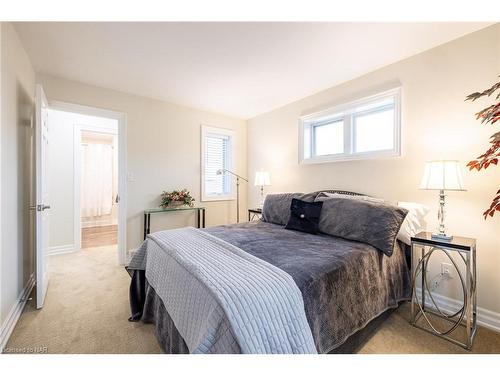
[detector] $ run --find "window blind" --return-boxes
[204,134,230,196]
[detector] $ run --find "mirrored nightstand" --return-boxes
[409,231,477,350]
[248,208,262,221]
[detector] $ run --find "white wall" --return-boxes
[37,75,248,255]
[247,25,500,317]
[47,109,118,251]
[0,22,35,336]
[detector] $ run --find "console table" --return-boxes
[143,206,206,240]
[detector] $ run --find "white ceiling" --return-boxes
[14,22,492,119]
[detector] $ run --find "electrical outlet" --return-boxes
[441,263,453,278]
[432,279,440,291]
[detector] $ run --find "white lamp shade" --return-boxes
[254,171,271,186]
[419,160,466,191]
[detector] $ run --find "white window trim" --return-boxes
[201,125,236,202]
[299,87,401,164]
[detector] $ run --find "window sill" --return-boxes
[300,149,401,164]
[201,196,237,202]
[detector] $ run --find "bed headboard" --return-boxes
[311,189,367,197]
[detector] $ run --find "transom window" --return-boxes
[201,125,235,201]
[300,88,401,163]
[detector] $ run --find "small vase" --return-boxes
[168,201,185,208]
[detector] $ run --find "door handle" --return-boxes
[115,195,120,203]
[37,204,51,211]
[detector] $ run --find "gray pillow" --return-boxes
[315,191,384,203]
[318,197,408,256]
[262,193,304,225]
[298,191,320,202]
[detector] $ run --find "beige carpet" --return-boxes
[6,245,500,354]
[6,245,161,354]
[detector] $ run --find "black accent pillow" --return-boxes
[285,198,324,234]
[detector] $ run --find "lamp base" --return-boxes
[431,233,453,241]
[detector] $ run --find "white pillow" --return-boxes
[397,201,430,245]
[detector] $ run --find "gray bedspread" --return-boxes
[204,221,411,353]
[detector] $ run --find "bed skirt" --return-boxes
[132,272,399,354]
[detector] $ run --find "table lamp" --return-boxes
[419,160,466,240]
[254,171,271,208]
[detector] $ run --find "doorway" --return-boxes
[46,101,127,265]
[33,86,128,310]
[80,129,118,248]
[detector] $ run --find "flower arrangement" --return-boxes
[160,189,195,208]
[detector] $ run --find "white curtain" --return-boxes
[81,143,113,217]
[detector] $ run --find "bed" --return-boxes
[127,190,411,354]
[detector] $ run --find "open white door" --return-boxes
[35,84,50,309]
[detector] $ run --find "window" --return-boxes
[314,120,344,156]
[201,125,235,201]
[300,88,401,163]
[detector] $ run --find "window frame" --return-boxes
[299,87,401,164]
[201,125,236,202]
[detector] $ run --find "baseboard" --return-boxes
[415,288,500,333]
[0,273,35,352]
[48,244,77,256]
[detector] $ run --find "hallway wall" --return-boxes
[47,109,118,254]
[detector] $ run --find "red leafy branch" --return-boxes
[466,134,500,171]
[483,189,500,219]
[466,81,500,101]
[473,103,500,125]
[466,77,500,219]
